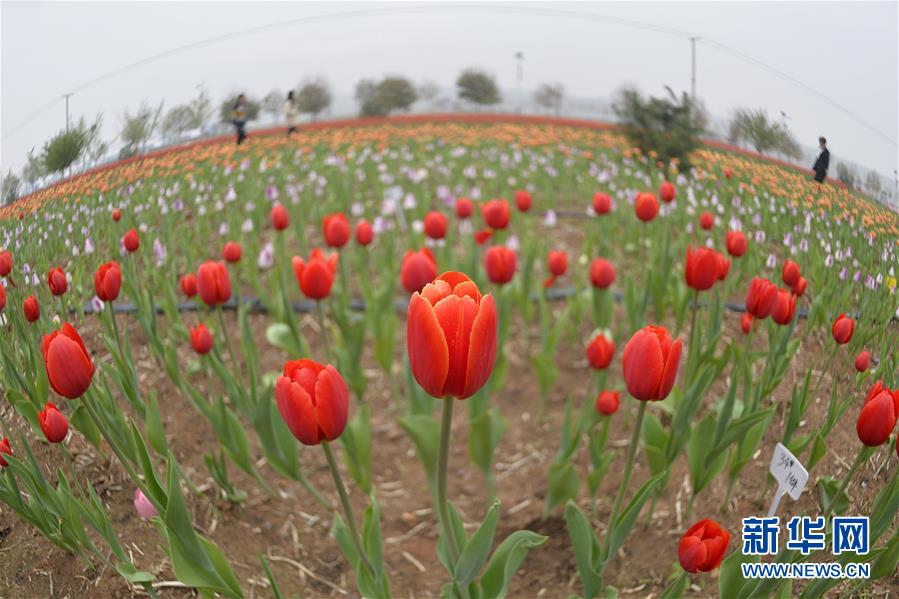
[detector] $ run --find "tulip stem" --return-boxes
[322,441,377,579]
[437,397,461,566]
[216,307,240,376]
[606,400,646,557]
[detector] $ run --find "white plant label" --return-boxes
[767,442,809,517]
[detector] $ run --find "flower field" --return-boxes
[0,115,896,598]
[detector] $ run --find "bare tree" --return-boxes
[121,101,163,156]
[534,82,564,115]
[729,108,801,159]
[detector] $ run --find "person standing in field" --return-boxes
[232,94,248,145]
[284,90,300,136]
[813,136,830,183]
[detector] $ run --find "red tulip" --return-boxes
[771,289,797,325]
[196,261,232,306]
[42,323,94,399]
[48,267,67,296]
[659,181,676,203]
[865,380,889,405]
[685,246,719,291]
[112,208,122,222]
[855,351,870,372]
[595,390,620,416]
[699,212,714,230]
[792,276,807,297]
[23,294,40,322]
[189,323,213,355]
[678,519,731,573]
[292,249,338,300]
[592,192,611,215]
[483,246,517,285]
[622,325,682,401]
[589,258,616,289]
[0,250,11,277]
[424,211,448,240]
[724,167,733,179]
[514,189,532,212]
[740,312,755,335]
[745,277,777,319]
[481,199,510,230]
[586,333,615,370]
[782,260,801,287]
[276,359,349,445]
[455,197,473,219]
[270,203,289,231]
[0,438,11,467]
[634,192,658,222]
[179,273,198,297]
[725,231,747,257]
[547,251,568,277]
[857,390,897,446]
[322,213,350,248]
[94,261,122,302]
[222,241,242,264]
[831,313,855,344]
[716,252,730,281]
[0,284,4,311]
[400,248,438,294]
[123,228,140,252]
[38,402,68,443]
[355,219,373,246]
[407,272,498,399]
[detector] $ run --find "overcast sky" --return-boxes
[2,1,897,179]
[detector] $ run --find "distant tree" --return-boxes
[612,86,704,170]
[21,149,45,185]
[456,69,501,106]
[42,115,103,174]
[262,90,283,122]
[219,95,260,123]
[120,101,163,156]
[534,82,564,115]
[864,171,882,197]
[2,171,21,205]
[162,88,212,137]
[417,80,442,108]
[728,108,801,159]
[836,163,858,190]
[296,78,332,119]
[354,76,418,116]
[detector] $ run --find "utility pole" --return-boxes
[62,93,74,131]
[689,37,699,100]
[515,51,524,113]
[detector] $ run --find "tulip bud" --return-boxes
[94,261,122,302]
[455,197,473,219]
[0,438,12,467]
[484,246,517,285]
[771,289,797,325]
[400,249,437,294]
[424,211,448,240]
[112,208,122,222]
[678,519,731,573]
[514,189,532,212]
[179,273,198,297]
[746,277,777,319]
[42,323,94,399]
[854,350,870,372]
[699,212,714,230]
[831,313,855,344]
[622,325,682,401]
[857,391,897,446]
[322,213,350,248]
[38,402,68,443]
[592,192,611,215]
[407,272,497,399]
[355,219,373,246]
[196,261,232,306]
[589,258,616,289]
[134,489,158,520]
[659,181,676,203]
[292,249,338,300]
[586,333,615,370]
[276,359,349,445]
[634,192,659,222]
[792,276,808,297]
[481,199,510,230]
[0,284,5,312]
[222,241,242,264]
[595,390,620,416]
[48,267,67,296]
[782,260,801,287]
[270,203,289,231]
[0,250,12,277]
[741,312,755,335]
[123,228,140,253]
[685,246,719,291]
[189,323,213,355]
[726,231,747,257]
[547,251,568,277]
[23,294,40,322]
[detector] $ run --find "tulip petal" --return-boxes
[622,330,663,401]
[657,338,683,400]
[407,293,449,397]
[678,535,706,573]
[313,366,349,441]
[462,294,498,399]
[433,294,478,398]
[276,377,319,445]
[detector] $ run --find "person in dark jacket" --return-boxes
[813,136,830,183]
[231,94,248,145]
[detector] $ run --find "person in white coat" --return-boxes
[283,91,300,135]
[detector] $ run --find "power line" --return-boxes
[2,3,895,150]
